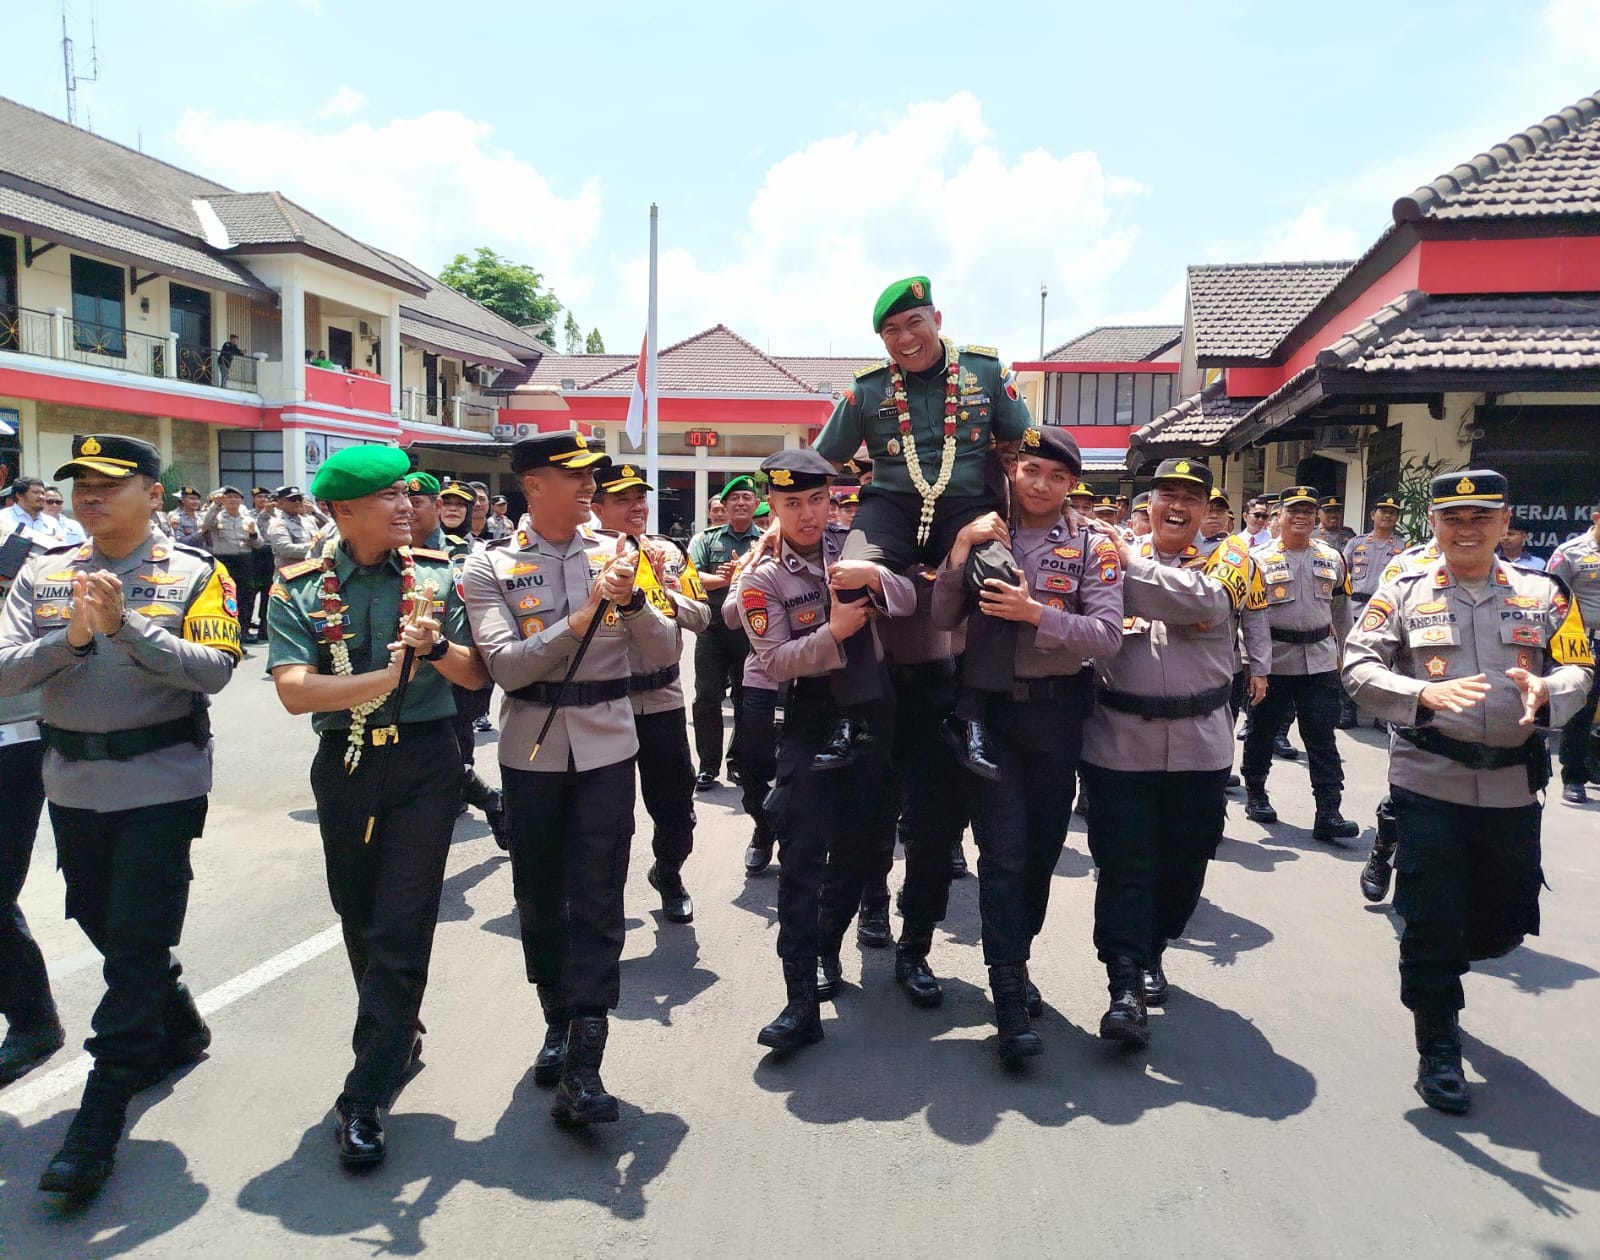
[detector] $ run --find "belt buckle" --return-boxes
[371,725,399,747]
[82,732,111,759]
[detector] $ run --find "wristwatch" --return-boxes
[422,636,450,662]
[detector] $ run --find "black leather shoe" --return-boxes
[949,844,968,878]
[1313,810,1361,843]
[943,717,1001,781]
[1562,783,1588,804]
[744,834,774,876]
[647,862,695,924]
[856,899,892,948]
[1099,991,1151,1047]
[533,1016,569,1086]
[38,1149,115,1198]
[0,1017,66,1088]
[816,953,843,1002]
[694,771,717,792]
[1142,960,1169,1007]
[1272,736,1300,760]
[758,959,824,1052]
[812,716,869,771]
[728,764,744,786]
[1413,1011,1470,1115]
[334,1095,386,1166]
[1225,774,1241,789]
[1243,783,1278,824]
[1360,841,1396,903]
[551,1017,620,1126]
[473,715,494,733]
[895,939,944,1008]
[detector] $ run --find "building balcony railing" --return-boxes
[400,386,497,433]
[306,363,392,414]
[0,303,262,393]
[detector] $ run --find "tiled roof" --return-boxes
[0,183,263,294]
[202,193,421,291]
[774,355,883,389]
[581,325,821,394]
[1315,291,1600,374]
[1187,261,1353,361]
[1043,325,1182,362]
[1394,92,1600,223]
[523,353,636,389]
[398,316,523,369]
[375,249,549,356]
[1128,379,1259,458]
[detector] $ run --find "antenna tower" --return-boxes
[61,1,100,128]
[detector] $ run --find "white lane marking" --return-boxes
[0,924,345,1119]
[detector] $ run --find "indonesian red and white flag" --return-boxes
[624,333,647,447]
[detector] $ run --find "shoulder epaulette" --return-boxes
[960,344,999,358]
[410,546,450,562]
[279,558,321,581]
[39,540,81,556]
[854,360,890,379]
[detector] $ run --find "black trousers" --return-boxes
[839,488,1017,699]
[969,689,1088,965]
[311,721,458,1104]
[862,659,964,928]
[1558,654,1600,786]
[1240,670,1343,793]
[451,682,493,769]
[636,707,695,864]
[738,685,782,842]
[503,756,635,1012]
[1390,785,1543,1014]
[1082,763,1228,970]
[0,741,53,1029]
[49,796,206,1073]
[769,682,893,961]
[692,611,747,777]
[243,546,276,636]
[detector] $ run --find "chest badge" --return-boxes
[887,438,900,456]
[1424,655,1448,678]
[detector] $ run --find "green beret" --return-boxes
[754,501,770,519]
[405,471,441,496]
[720,475,760,499]
[309,445,412,502]
[873,276,933,332]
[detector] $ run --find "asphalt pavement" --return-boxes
[1,643,1597,1258]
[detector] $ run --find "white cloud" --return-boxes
[166,107,601,308]
[314,87,366,120]
[1255,205,1365,264]
[608,93,1145,358]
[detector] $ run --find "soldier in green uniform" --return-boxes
[269,445,489,1169]
[814,277,1033,773]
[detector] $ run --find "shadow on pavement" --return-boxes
[1171,896,1273,967]
[615,922,719,1026]
[435,853,507,925]
[236,1072,687,1251]
[0,1109,208,1256]
[1404,1032,1600,1218]
[1476,945,1600,996]
[753,982,1315,1146]
[1212,834,1300,872]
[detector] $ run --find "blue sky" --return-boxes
[9,0,1600,359]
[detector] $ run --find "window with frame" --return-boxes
[71,256,125,356]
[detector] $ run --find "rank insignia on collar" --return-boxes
[150,545,169,561]
[1424,655,1448,678]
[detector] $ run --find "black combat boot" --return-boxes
[0,1011,66,1088]
[136,981,212,1091]
[39,1065,138,1197]
[647,860,694,924]
[1413,1010,1470,1115]
[988,963,1042,1064]
[744,827,775,876]
[894,928,944,1008]
[856,897,892,948]
[1360,801,1399,902]
[463,768,509,850]
[1142,949,1170,1006]
[1272,735,1300,760]
[943,717,1001,781]
[551,1015,620,1126]
[1243,779,1278,824]
[949,842,968,879]
[757,958,825,1052]
[1336,694,1360,729]
[816,916,849,1001]
[1098,957,1151,1048]
[533,1004,573,1087]
[1312,792,1361,843]
[812,714,872,771]
[1021,963,1043,1017]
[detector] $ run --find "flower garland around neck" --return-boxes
[889,337,961,546]
[318,536,418,773]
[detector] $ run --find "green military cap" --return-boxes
[439,479,476,504]
[1372,494,1402,511]
[1151,456,1214,492]
[761,448,835,493]
[872,276,933,332]
[309,445,411,502]
[1279,485,1320,508]
[721,474,761,498]
[754,501,771,519]
[405,471,441,496]
[1430,469,1508,510]
[54,433,162,481]
[596,462,653,494]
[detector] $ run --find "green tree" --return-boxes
[438,247,561,342]
[563,312,582,354]
[585,327,606,354]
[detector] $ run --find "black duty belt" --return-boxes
[1097,679,1234,721]
[508,676,632,707]
[1005,673,1090,704]
[1270,625,1333,645]
[889,658,957,688]
[629,663,680,693]
[42,714,205,761]
[1397,727,1542,772]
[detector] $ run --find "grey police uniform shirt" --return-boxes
[0,534,241,809]
[169,510,206,548]
[267,511,318,565]
[1344,531,1406,600]
[461,523,679,773]
[725,558,781,692]
[591,528,710,715]
[1343,555,1594,808]
[1250,537,1352,675]
[201,501,260,558]
[735,529,916,684]
[1197,531,1272,677]
[1084,542,1249,773]
[930,513,1124,678]
[1547,531,1600,632]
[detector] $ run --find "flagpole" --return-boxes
[645,203,660,532]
